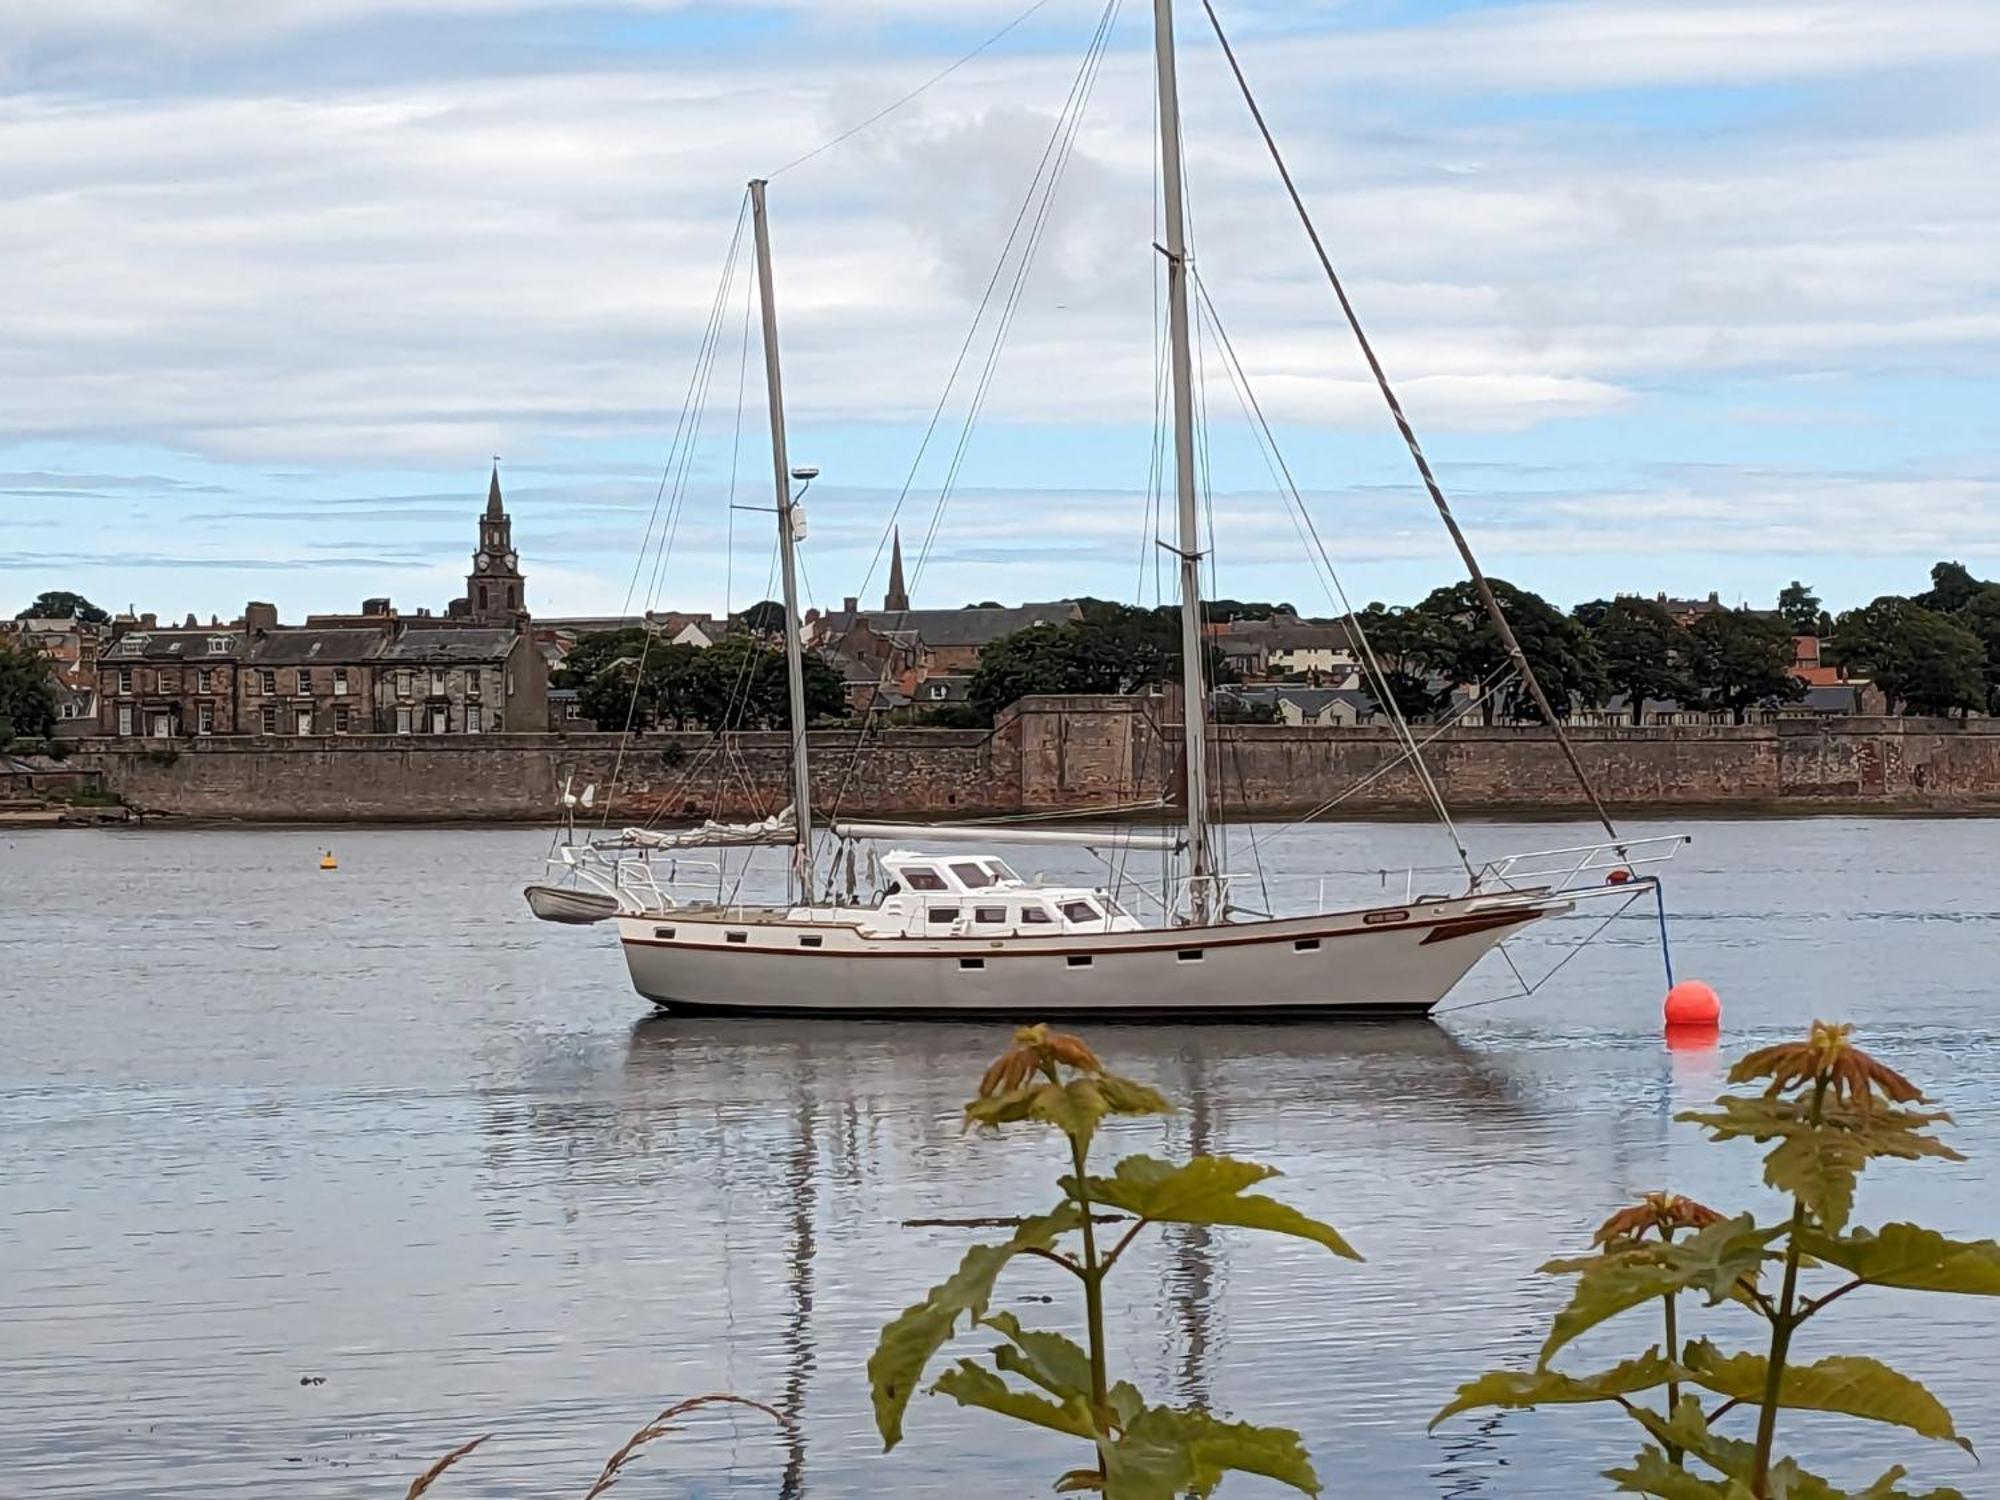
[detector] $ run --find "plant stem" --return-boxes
[1662,1286,1683,1468]
[1749,1078,1827,1496]
[1069,1128,1111,1420]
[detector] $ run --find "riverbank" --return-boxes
[57,696,2000,823]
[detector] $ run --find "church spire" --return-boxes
[884,526,910,612]
[486,459,504,520]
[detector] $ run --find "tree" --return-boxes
[969,625,1085,721]
[1406,579,1607,724]
[1915,560,1984,615]
[1686,609,1800,723]
[1775,581,1823,636]
[0,638,58,744]
[1957,585,2000,713]
[1576,597,1693,724]
[692,634,845,730]
[1349,603,1444,721]
[1831,597,1985,717]
[15,590,108,624]
[966,602,1216,722]
[553,627,649,691]
[737,599,789,639]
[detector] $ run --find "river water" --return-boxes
[4,818,1997,1498]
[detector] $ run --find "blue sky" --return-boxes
[2,0,1997,625]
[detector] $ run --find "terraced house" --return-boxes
[97,618,246,738]
[99,466,547,737]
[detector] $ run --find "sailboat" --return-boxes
[530,0,1682,1018]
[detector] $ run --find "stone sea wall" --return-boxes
[63,697,2000,823]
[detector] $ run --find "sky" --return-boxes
[2,0,1997,626]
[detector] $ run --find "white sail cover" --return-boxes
[831,820,1183,852]
[609,806,797,851]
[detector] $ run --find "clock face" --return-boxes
[504,552,518,570]
[475,551,490,569]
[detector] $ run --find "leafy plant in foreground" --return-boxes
[1434,1021,2000,1498]
[868,1025,1358,1497]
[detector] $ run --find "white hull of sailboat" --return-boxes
[614,890,1567,1019]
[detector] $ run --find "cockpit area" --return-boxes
[856,850,1142,938]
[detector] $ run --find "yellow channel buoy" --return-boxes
[319,850,339,871]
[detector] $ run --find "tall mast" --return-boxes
[1153,0,1217,925]
[750,178,814,896]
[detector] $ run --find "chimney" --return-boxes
[843,596,858,614]
[183,613,198,628]
[363,597,391,618]
[243,601,278,634]
[140,612,157,629]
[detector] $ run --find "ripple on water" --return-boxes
[2,818,1997,1497]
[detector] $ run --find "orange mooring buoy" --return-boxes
[1663,978,1721,1029]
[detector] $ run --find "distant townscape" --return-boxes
[3,469,1998,755]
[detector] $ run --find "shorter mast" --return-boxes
[1153,0,1217,925]
[750,178,815,897]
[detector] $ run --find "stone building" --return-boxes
[2,614,105,735]
[97,619,246,737]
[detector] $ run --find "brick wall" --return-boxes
[64,702,2000,822]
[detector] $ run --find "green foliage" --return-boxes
[0,639,59,745]
[1831,598,1986,717]
[1777,582,1825,637]
[870,1025,1349,1496]
[1405,578,1606,723]
[967,600,1241,721]
[1913,561,1983,616]
[1686,609,1802,723]
[1577,597,1696,723]
[14,590,109,624]
[736,599,789,638]
[561,629,845,731]
[1435,1023,1988,1499]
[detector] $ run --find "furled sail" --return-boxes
[609,806,798,851]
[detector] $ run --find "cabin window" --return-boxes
[725,930,748,944]
[1295,937,1321,952]
[926,907,959,926]
[959,957,985,971]
[1066,955,1093,968]
[799,934,823,948]
[902,866,947,892]
[950,861,997,889]
[654,926,676,940]
[1061,900,1103,924]
[1178,949,1204,963]
[974,906,1007,925]
[1020,906,1054,926]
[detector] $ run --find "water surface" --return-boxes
[4,818,1996,1497]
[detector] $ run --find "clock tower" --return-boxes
[466,462,527,625]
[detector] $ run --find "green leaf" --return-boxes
[868,1205,1082,1450]
[1103,1406,1320,1500]
[1798,1223,2000,1296]
[1850,1467,1968,1500]
[1431,1349,1678,1430]
[965,1075,1172,1148]
[1606,1444,1747,1499]
[930,1359,1096,1440]
[1538,1217,1776,1368]
[1069,1155,1360,1260]
[1680,1340,1974,1455]
[1678,1097,1960,1235]
[978,1311,1093,1400]
[1626,1396,1759,1484]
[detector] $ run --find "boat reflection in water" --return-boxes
[601,1015,1547,1496]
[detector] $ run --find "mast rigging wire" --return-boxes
[767,0,1058,180]
[1197,0,1625,852]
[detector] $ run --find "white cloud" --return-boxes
[2,0,1998,616]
